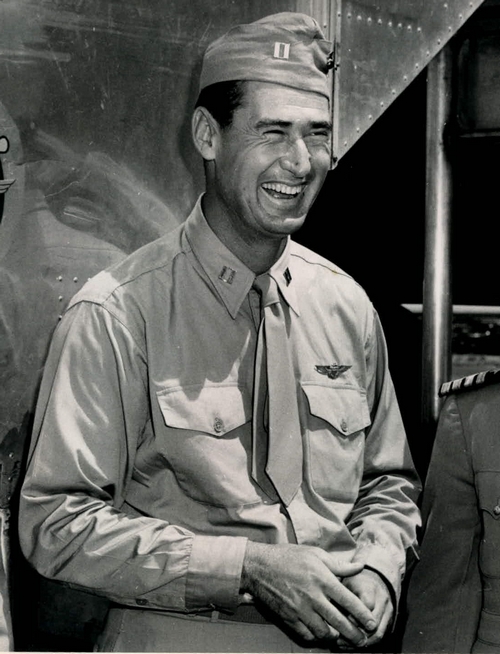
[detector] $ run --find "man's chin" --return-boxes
[277,213,308,235]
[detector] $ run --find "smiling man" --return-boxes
[196,81,331,271]
[19,13,420,653]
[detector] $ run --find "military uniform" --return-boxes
[403,369,500,653]
[19,12,420,652]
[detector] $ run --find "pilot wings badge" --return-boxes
[315,364,352,380]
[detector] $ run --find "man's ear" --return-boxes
[192,106,220,161]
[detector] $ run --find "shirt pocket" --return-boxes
[155,383,261,508]
[301,382,371,502]
[476,471,500,577]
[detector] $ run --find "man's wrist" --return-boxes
[363,566,394,603]
[241,540,266,594]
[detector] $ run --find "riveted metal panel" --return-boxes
[0,0,329,446]
[333,0,486,163]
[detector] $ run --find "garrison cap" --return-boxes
[199,12,333,100]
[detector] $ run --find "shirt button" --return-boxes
[214,417,224,434]
[340,419,348,433]
[494,505,500,516]
[136,598,148,606]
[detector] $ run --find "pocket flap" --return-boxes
[301,382,371,436]
[156,384,250,436]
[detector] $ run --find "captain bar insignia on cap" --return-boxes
[274,42,291,60]
[439,368,500,397]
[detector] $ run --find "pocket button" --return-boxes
[214,417,225,434]
[340,419,348,433]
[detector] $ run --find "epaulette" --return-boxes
[439,369,500,397]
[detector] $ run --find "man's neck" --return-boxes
[201,194,287,275]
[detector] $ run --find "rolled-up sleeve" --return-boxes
[347,310,421,603]
[19,301,247,612]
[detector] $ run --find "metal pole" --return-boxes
[421,46,453,439]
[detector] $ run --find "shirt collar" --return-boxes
[185,196,299,318]
[185,197,254,319]
[268,240,300,316]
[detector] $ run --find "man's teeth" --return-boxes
[262,182,303,197]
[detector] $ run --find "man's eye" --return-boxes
[308,131,330,140]
[263,130,286,137]
[305,133,331,148]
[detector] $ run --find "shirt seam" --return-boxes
[68,234,190,314]
[66,301,148,385]
[156,380,247,396]
[289,250,355,280]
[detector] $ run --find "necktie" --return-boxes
[251,273,303,506]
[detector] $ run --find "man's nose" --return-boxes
[280,139,311,177]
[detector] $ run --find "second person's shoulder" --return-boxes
[439,368,500,399]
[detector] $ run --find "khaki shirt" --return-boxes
[20,196,420,614]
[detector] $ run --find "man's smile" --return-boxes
[261,181,306,199]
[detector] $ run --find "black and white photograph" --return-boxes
[0,1,497,652]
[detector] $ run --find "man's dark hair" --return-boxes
[195,80,246,129]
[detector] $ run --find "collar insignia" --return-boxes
[218,266,236,284]
[315,364,352,380]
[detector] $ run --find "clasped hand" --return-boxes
[241,542,389,648]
